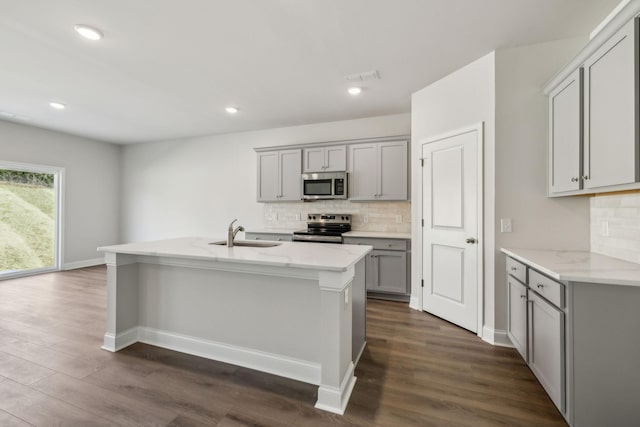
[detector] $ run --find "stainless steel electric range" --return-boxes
[292,213,351,244]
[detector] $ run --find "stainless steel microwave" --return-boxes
[301,172,348,200]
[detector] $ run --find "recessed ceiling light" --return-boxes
[49,102,66,110]
[74,24,103,41]
[348,87,362,95]
[225,107,238,114]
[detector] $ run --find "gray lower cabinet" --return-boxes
[506,276,528,361]
[506,255,640,426]
[506,258,565,415]
[245,232,293,242]
[343,236,410,300]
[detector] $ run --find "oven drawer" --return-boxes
[343,237,407,251]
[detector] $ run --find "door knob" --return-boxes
[466,238,477,244]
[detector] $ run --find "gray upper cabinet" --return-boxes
[349,140,408,201]
[583,18,638,190]
[257,149,301,201]
[546,16,639,197]
[548,68,582,194]
[303,145,346,172]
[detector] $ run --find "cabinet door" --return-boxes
[371,250,407,294]
[528,291,565,413]
[257,152,279,201]
[378,141,408,200]
[302,147,325,172]
[349,143,378,200]
[279,149,302,201]
[549,68,583,194]
[507,277,528,361]
[583,18,638,189]
[324,145,347,171]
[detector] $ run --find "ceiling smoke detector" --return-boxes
[345,70,380,82]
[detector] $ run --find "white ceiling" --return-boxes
[0,0,619,144]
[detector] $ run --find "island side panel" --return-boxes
[102,253,139,351]
[135,262,322,383]
[571,281,640,427]
[352,258,366,364]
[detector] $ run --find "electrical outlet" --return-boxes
[363,215,369,224]
[602,220,609,236]
[395,215,402,224]
[500,218,512,233]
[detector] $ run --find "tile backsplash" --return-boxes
[591,193,640,263]
[262,201,411,233]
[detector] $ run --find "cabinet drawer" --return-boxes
[506,257,526,283]
[343,237,407,251]
[529,269,565,308]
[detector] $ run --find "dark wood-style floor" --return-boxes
[0,266,566,426]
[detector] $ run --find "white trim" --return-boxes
[481,326,513,348]
[544,0,640,93]
[409,295,420,310]
[0,266,57,281]
[591,0,632,40]
[315,362,356,415]
[137,326,321,386]
[63,257,104,270]
[353,341,366,366]
[102,327,139,352]
[417,123,485,338]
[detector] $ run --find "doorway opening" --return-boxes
[0,161,64,279]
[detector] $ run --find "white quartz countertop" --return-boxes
[99,237,371,272]
[343,231,411,240]
[501,248,640,287]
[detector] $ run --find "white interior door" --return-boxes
[421,125,482,333]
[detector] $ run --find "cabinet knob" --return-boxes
[581,175,590,181]
[520,294,526,299]
[536,283,544,289]
[571,177,579,182]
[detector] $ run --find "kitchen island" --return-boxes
[98,237,371,415]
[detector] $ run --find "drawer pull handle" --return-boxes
[520,294,526,299]
[510,267,517,271]
[537,283,544,289]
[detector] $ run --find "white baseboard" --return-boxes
[137,326,321,386]
[63,257,104,270]
[481,325,513,347]
[315,361,356,415]
[409,295,420,310]
[102,327,139,352]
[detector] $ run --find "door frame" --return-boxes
[418,122,484,338]
[0,160,65,279]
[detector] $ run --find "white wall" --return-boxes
[121,114,410,242]
[411,39,593,340]
[494,39,591,331]
[0,120,121,267]
[411,52,496,329]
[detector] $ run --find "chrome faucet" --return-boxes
[227,219,245,247]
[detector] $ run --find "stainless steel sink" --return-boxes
[209,240,282,248]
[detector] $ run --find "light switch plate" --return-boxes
[501,218,512,233]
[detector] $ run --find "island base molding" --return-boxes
[103,326,323,385]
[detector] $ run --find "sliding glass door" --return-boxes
[0,161,63,278]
